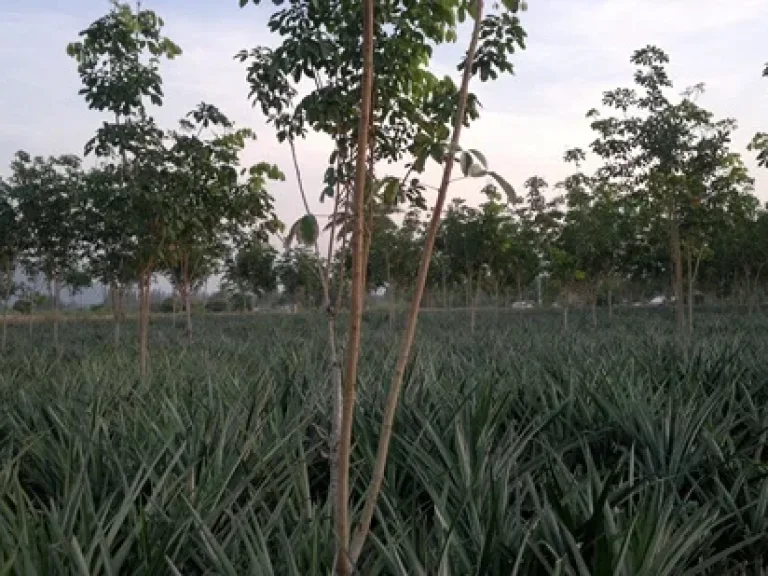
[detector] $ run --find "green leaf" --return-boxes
[488,171,518,204]
[501,0,521,11]
[459,152,473,177]
[380,177,401,205]
[285,214,319,248]
[467,0,480,20]
[468,164,486,177]
[468,149,488,168]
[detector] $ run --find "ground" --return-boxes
[1,308,766,574]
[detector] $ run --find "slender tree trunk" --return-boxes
[687,244,694,335]
[2,258,10,351]
[113,285,122,346]
[334,187,353,313]
[138,270,151,377]
[591,288,598,328]
[670,219,685,331]
[53,274,61,348]
[183,253,192,340]
[348,3,484,564]
[172,289,178,326]
[608,288,613,319]
[325,171,344,553]
[517,272,523,302]
[335,0,375,571]
[563,304,569,331]
[442,266,448,309]
[471,269,482,333]
[387,253,395,329]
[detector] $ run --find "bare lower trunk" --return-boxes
[471,270,481,333]
[172,291,178,326]
[387,255,395,329]
[608,288,613,319]
[2,307,6,351]
[591,288,598,328]
[687,244,694,334]
[670,220,685,331]
[335,0,375,571]
[183,253,192,340]
[348,2,484,565]
[442,267,448,309]
[185,287,192,339]
[138,270,151,377]
[53,274,61,348]
[2,259,10,351]
[563,305,569,331]
[112,285,122,346]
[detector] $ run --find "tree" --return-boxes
[64,268,93,308]
[238,1,525,571]
[82,164,137,343]
[349,1,526,568]
[275,248,325,309]
[7,152,86,345]
[587,46,740,332]
[224,239,279,309]
[68,0,181,375]
[0,178,22,350]
[163,103,283,337]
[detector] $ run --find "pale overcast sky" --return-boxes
[1,0,767,232]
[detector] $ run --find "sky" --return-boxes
[1,0,767,299]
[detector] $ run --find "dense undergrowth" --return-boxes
[1,309,767,574]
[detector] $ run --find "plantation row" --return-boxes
[0,311,766,574]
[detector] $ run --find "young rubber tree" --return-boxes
[7,152,86,346]
[68,0,181,374]
[0,178,22,349]
[82,164,137,344]
[224,238,279,310]
[164,102,283,338]
[348,1,528,568]
[587,46,739,332]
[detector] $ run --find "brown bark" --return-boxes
[326,176,344,556]
[2,258,10,351]
[53,274,61,348]
[471,269,482,333]
[591,288,598,328]
[670,219,685,332]
[687,244,694,334]
[138,270,151,377]
[335,0,375,571]
[183,252,192,340]
[348,2,485,564]
[608,288,613,319]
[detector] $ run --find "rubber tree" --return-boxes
[164,102,283,338]
[236,2,496,569]
[6,152,86,346]
[223,238,279,309]
[0,179,22,350]
[348,1,528,568]
[587,46,739,333]
[68,0,181,375]
[82,164,138,345]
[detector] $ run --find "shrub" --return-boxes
[205,298,228,313]
[12,299,31,314]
